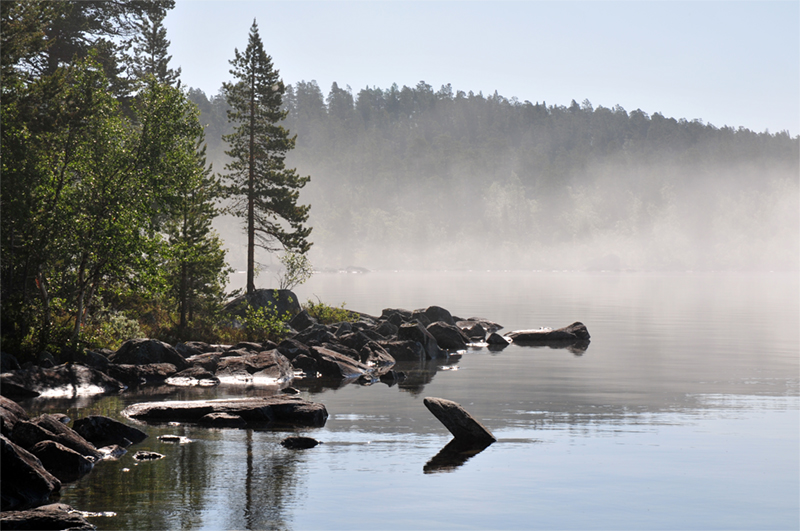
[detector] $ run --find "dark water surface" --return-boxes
[25,272,799,530]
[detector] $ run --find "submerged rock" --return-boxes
[199,412,247,428]
[280,436,320,449]
[133,450,164,461]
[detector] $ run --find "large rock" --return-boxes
[224,289,301,319]
[378,340,425,361]
[215,349,294,384]
[122,396,328,428]
[28,440,94,483]
[309,346,370,379]
[105,363,178,386]
[276,339,311,361]
[505,322,591,344]
[1,351,21,372]
[11,415,101,461]
[426,321,468,351]
[1,365,124,399]
[109,339,189,370]
[0,435,61,511]
[0,396,29,438]
[397,322,444,359]
[71,416,147,448]
[422,305,456,326]
[423,397,496,446]
[0,503,95,530]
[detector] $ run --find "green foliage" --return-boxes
[303,299,359,325]
[241,303,293,343]
[278,252,313,290]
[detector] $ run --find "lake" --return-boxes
[24,271,799,530]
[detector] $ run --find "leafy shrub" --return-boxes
[241,302,293,342]
[303,299,359,325]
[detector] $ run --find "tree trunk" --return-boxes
[246,61,256,294]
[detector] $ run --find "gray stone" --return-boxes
[422,305,456,326]
[0,395,29,438]
[423,397,496,445]
[71,415,147,448]
[105,363,178,386]
[0,435,61,511]
[29,440,94,483]
[1,365,124,398]
[309,346,370,379]
[397,322,443,359]
[505,322,591,343]
[109,338,189,370]
[426,321,469,351]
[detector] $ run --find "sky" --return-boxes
[164,1,800,136]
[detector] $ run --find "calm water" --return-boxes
[24,272,799,530]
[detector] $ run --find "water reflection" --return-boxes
[423,439,493,474]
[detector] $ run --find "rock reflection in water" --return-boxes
[423,439,493,474]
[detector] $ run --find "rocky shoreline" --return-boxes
[1,298,589,529]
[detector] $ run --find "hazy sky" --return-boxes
[164,1,799,135]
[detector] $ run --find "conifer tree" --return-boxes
[129,7,181,86]
[222,20,311,294]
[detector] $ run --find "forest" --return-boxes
[192,81,799,273]
[2,0,798,360]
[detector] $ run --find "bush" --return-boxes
[303,299,359,325]
[241,302,293,343]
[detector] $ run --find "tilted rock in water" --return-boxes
[11,415,102,461]
[0,434,61,511]
[71,415,147,448]
[109,338,189,370]
[122,396,328,428]
[0,503,95,530]
[486,332,510,348]
[426,321,469,351]
[28,440,94,483]
[423,397,496,446]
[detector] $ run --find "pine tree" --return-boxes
[222,20,311,294]
[129,8,181,86]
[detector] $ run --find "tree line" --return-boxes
[191,80,799,272]
[1,2,309,359]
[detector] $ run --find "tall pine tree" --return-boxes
[222,20,311,294]
[129,7,181,86]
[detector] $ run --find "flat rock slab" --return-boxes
[505,322,590,343]
[122,396,328,428]
[0,503,95,531]
[423,397,496,445]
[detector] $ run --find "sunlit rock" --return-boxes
[1,364,124,399]
[0,503,94,530]
[423,397,496,446]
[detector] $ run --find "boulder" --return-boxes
[378,340,425,361]
[184,352,221,372]
[109,338,189,370]
[422,305,456,326]
[380,308,412,323]
[71,415,147,448]
[83,349,110,371]
[37,351,57,369]
[281,436,320,449]
[290,354,318,375]
[1,365,124,398]
[333,321,352,336]
[224,289,301,319]
[293,324,336,346]
[359,341,396,367]
[374,321,399,338]
[289,310,317,331]
[13,415,102,460]
[1,351,21,372]
[426,321,468,351]
[410,310,432,327]
[105,363,178,386]
[320,342,361,362]
[505,322,591,344]
[0,435,61,511]
[276,338,311,361]
[0,395,29,438]
[486,332,510,348]
[457,322,487,341]
[397,322,444,359]
[215,350,293,384]
[28,440,94,483]
[309,346,370,379]
[122,396,328,428]
[166,365,220,386]
[458,318,503,334]
[423,397,496,446]
[0,503,95,530]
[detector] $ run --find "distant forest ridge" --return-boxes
[189,80,799,272]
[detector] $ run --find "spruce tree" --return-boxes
[222,20,311,294]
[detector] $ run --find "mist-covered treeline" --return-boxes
[191,81,799,271]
